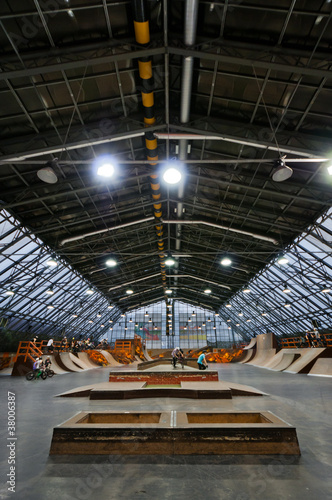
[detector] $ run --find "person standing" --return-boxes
[197,351,208,370]
[47,338,54,353]
[171,347,181,368]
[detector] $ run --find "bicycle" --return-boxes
[26,369,47,381]
[44,367,55,377]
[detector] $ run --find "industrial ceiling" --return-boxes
[1,0,332,316]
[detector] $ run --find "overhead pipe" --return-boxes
[173,0,199,288]
[59,217,154,246]
[132,0,168,308]
[163,220,279,245]
[166,274,231,290]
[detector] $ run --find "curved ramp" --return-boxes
[68,353,92,370]
[100,350,122,366]
[247,349,276,367]
[308,358,332,377]
[78,352,101,368]
[57,352,84,372]
[269,352,301,372]
[243,338,257,350]
[41,355,69,375]
[285,347,327,374]
[240,349,256,364]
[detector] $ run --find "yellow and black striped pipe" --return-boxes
[132,0,169,330]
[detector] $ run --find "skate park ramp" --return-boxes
[77,352,101,368]
[265,350,301,372]
[243,338,257,350]
[308,358,332,377]
[245,333,277,368]
[100,350,122,366]
[67,352,95,370]
[41,354,69,374]
[56,352,84,372]
[285,347,331,374]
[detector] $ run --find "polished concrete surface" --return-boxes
[0,363,331,500]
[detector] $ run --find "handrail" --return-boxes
[280,334,332,348]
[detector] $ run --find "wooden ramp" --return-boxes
[285,348,332,374]
[308,358,332,377]
[100,350,122,366]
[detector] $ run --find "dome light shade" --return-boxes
[221,257,232,266]
[86,289,94,294]
[165,289,172,294]
[165,257,175,266]
[37,166,58,184]
[126,289,134,295]
[46,256,58,267]
[204,289,212,294]
[278,256,289,265]
[272,159,293,182]
[243,288,251,293]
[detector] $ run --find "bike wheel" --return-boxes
[47,370,55,377]
[26,372,35,381]
[41,371,48,380]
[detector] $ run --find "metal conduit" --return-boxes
[174,0,199,289]
[131,0,168,322]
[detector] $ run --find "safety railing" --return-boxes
[280,334,332,348]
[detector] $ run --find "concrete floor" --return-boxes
[0,363,331,500]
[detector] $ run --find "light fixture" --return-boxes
[277,256,289,265]
[221,257,232,266]
[321,286,331,293]
[145,311,149,316]
[284,302,291,308]
[86,288,94,294]
[97,312,101,317]
[129,318,132,323]
[108,305,114,309]
[228,326,231,330]
[105,258,117,267]
[188,317,191,322]
[109,327,113,331]
[227,319,231,322]
[46,287,54,295]
[165,255,175,266]
[124,326,127,330]
[246,319,251,322]
[148,318,152,323]
[283,284,291,293]
[47,304,54,309]
[140,327,143,330]
[272,157,293,182]
[109,320,113,323]
[126,289,134,295]
[261,312,267,316]
[135,322,138,327]
[101,324,104,328]
[89,320,93,323]
[213,325,216,330]
[95,156,116,178]
[238,312,243,317]
[37,158,58,184]
[46,255,58,267]
[328,164,332,176]
[165,289,173,294]
[162,162,183,184]
[202,322,206,326]
[243,288,251,293]
[215,312,219,317]
[67,9,75,17]
[72,314,78,318]
[225,303,232,308]
[192,311,196,317]
[198,326,201,330]
[5,289,15,296]
[204,289,212,294]
[121,313,125,317]
[236,323,240,326]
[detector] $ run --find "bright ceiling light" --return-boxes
[89,320,93,323]
[162,166,182,184]
[95,155,116,178]
[108,305,114,309]
[261,312,267,316]
[328,164,332,175]
[322,287,331,293]
[278,256,289,265]
[126,289,134,295]
[238,312,243,316]
[284,302,291,308]
[204,289,212,294]
[37,166,58,184]
[221,257,232,266]
[236,323,240,326]
[227,319,231,322]
[105,258,117,267]
[47,304,54,309]
[46,287,54,295]
[165,257,175,266]
[6,289,15,296]
[46,256,58,267]
[272,158,293,182]
[72,314,78,318]
[86,289,94,294]
[225,303,232,308]
[165,289,172,294]
[243,288,251,293]
[283,284,291,293]
[97,312,101,317]
[246,319,251,322]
